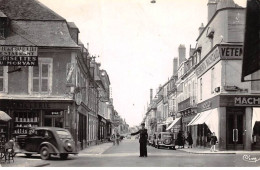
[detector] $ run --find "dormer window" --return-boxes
[0,11,8,39]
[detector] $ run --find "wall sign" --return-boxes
[196,45,243,77]
[234,97,260,106]
[196,47,220,77]
[0,46,38,66]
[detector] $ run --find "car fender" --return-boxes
[39,142,60,154]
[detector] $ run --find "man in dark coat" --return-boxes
[131,123,148,157]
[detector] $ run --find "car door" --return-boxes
[24,130,44,152]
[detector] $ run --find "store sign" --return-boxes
[3,101,50,109]
[197,95,220,112]
[219,46,243,59]
[234,97,260,106]
[0,46,38,66]
[178,97,191,111]
[196,47,220,77]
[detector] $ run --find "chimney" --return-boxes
[178,44,186,67]
[173,58,178,75]
[198,23,204,36]
[207,0,218,22]
[150,89,153,104]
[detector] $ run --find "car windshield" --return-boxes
[162,134,173,138]
[56,130,72,139]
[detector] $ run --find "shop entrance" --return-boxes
[44,111,64,128]
[226,107,244,150]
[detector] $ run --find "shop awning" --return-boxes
[191,110,212,126]
[187,113,201,126]
[166,117,181,131]
[0,111,11,122]
[187,108,219,139]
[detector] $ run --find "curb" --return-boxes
[181,150,236,154]
[34,163,50,167]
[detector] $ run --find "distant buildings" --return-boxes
[143,0,260,151]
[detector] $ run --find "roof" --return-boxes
[67,22,80,32]
[1,20,79,48]
[0,0,65,21]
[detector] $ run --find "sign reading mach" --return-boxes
[235,97,260,106]
[0,46,38,66]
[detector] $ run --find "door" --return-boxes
[44,117,63,128]
[227,107,244,150]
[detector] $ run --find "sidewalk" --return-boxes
[179,147,260,154]
[1,154,49,167]
[79,142,113,155]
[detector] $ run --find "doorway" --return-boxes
[226,107,245,150]
[44,111,64,128]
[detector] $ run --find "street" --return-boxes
[8,138,259,167]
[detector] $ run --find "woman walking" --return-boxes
[210,132,218,152]
[186,132,193,148]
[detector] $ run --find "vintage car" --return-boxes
[15,127,77,160]
[154,132,176,150]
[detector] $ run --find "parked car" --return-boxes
[154,132,176,150]
[16,127,77,160]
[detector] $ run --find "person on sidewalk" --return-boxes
[131,123,148,157]
[210,132,218,152]
[116,132,120,145]
[186,132,193,148]
[177,130,184,149]
[110,133,116,145]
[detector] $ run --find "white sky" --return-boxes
[39,0,247,127]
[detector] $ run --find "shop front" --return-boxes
[188,95,260,151]
[0,99,73,140]
[98,115,107,142]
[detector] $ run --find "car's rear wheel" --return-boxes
[40,146,50,160]
[25,153,32,157]
[60,153,68,160]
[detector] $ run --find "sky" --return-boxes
[39,0,247,127]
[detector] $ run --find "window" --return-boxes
[251,70,260,92]
[0,66,8,93]
[200,78,203,100]
[29,58,53,94]
[211,67,215,93]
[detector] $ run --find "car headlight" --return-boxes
[67,143,71,147]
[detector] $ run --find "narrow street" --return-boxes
[9,138,257,167]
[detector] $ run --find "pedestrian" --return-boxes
[210,132,218,152]
[177,130,184,149]
[186,132,193,148]
[131,122,148,157]
[110,133,116,145]
[116,132,120,145]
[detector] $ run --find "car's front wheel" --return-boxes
[60,153,68,160]
[40,146,50,160]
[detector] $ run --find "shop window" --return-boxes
[0,66,8,93]
[29,58,52,94]
[251,70,260,92]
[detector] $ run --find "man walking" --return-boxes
[131,123,148,157]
